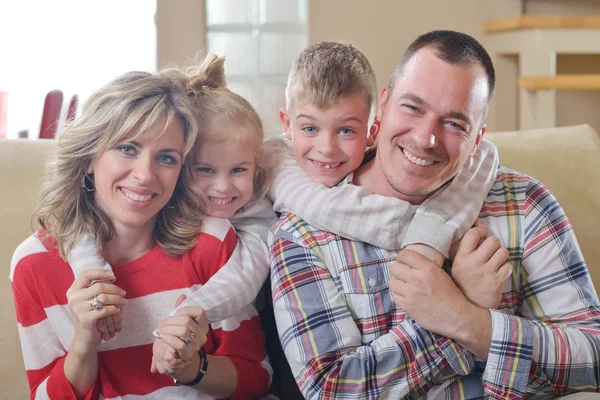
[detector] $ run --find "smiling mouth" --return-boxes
[311,160,343,170]
[120,188,154,202]
[208,197,235,205]
[401,148,435,167]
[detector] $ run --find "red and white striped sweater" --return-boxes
[10,217,272,399]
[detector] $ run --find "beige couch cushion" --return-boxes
[1,139,56,399]
[486,124,600,292]
[0,125,598,397]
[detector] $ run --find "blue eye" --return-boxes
[339,128,354,136]
[158,154,178,165]
[117,145,137,155]
[302,126,317,134]
[196,167,213,173]
[231,167,248,173]
[446,121,466,132]
[402,104,419,113]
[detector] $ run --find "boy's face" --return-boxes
[280,94,373,187]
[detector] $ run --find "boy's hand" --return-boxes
[451,224,512,309]
[404,244,445,268]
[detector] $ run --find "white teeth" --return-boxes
[209,197,234,205]
[315,161,341,169]
[402,149,435,166]
[121,189,152,202]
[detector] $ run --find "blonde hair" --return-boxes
[285,41,377,118]
[169,53,275,200]
[35,70,206,259]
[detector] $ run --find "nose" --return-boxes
[316,133,338,156]
[214,173,232,192]
[413,116,439,149]
[132,157,154,184]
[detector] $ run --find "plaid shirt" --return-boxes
[269,167,600,399]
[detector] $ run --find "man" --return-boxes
[269,30,600,399]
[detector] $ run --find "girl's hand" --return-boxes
[155,295,209,362]
[66,269,127,354]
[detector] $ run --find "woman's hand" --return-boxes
[66,269,127,354]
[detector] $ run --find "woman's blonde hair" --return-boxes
[35,70,206,259]
[168,54,275,201]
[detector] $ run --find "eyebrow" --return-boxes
[129,140,183,157]
[296,114,365,124]
[398,93,472,127]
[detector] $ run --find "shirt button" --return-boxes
[368,277,376,287]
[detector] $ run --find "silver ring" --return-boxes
[89,295,103,311]
[183,331,195,345]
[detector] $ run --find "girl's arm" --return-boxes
[169,203,277,322]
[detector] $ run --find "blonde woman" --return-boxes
[10,70,271,398]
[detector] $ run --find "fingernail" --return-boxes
[106,270,114,276]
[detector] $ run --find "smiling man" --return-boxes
[269,30,600,399]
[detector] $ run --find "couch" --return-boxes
[1,125,599,398]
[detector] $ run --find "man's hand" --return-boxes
[389,249,493,359]
[451,225,512,309]
[389,249,472,339]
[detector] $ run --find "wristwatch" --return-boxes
[174,347,208,386]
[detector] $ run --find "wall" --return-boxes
[156,0,207,69]
[307,0,515,132]
[155,0,600,133]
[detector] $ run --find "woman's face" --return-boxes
[89,114,185,234]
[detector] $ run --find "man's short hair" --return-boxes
[389,30,496,101]
[285,41,377,116]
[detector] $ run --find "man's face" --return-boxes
[280,94,372,187]
[374,47,489,204]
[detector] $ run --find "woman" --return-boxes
[10,69,271,399]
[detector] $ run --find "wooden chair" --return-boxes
[39,90,64,139]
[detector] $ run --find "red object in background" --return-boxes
[0,91,8,138]
[39,90,64,139]
[66,94,78,122]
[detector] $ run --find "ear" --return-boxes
[278,108,292,140]
[376,86,389,123]
[471,124,486,156]
[86,162,94,174]
[366,119,380,147]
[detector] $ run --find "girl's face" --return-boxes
[90,115,185,234]
[194,137,256,219]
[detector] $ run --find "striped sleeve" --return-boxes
[269,232,474,399]
[483,180,600,399]
[172,201,276,323]
[10,235,98,400]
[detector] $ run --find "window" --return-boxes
[206,0,308,135]
[0,0,156,138]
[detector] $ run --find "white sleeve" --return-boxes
[67,235,114,282]
[168,198,277,323]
